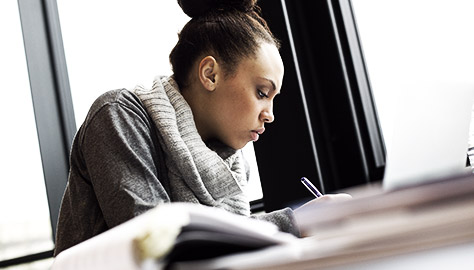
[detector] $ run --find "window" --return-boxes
[57,0,189,125]
[351,0,474,151]
[255,0,385,211]
[0,1,54,268]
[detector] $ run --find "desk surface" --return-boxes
[334,241,474,270]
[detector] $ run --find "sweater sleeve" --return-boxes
[252,208,301,237]
[80,90,170,228]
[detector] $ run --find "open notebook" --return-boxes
[383,81,474,190]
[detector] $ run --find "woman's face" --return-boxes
[206,43,284,150]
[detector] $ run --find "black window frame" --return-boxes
[255,0,385,212]
[0,0,76,267]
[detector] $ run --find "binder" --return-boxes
[51,203,296,270]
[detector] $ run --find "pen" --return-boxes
[300,177,323,198]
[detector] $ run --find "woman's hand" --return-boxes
[294,193,353,219]
[295,193,353,213]
[294,193,352,237]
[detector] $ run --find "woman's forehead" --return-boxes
[237,44,284,87]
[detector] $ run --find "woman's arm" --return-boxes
[55,89,172,255]
[80,90,171,227]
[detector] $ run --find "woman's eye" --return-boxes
[257,90,268,98]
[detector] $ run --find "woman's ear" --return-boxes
[198,56,219,91]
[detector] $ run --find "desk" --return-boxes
[334,242,474,269]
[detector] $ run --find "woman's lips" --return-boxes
[251,127,265,142]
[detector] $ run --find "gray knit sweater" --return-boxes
[134,77,251,216]
[54,83,299,256]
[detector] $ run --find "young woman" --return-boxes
[54,0,350,256]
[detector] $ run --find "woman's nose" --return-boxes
[260,105,274,123]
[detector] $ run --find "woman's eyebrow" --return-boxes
[259,77,277,92]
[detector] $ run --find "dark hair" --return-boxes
[169,0,280,89]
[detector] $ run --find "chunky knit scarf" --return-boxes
[133,76,250,216]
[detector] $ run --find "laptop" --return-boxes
[383,81,474,190]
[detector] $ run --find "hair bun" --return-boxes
[178,0,257,18]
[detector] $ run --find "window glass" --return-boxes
[57,0,263,201]
[351,0,474,151]
[57,0,189,125]
[0,0,54,264]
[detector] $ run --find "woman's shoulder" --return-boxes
[74,88,154,146]
[84,89,148,122]
[90,89,143,113]
[76,89,151,137]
